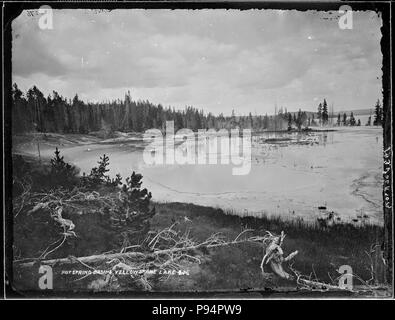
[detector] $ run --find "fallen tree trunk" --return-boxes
[14,251,146,268]
[260,231,298,280]
[14,234,265,269]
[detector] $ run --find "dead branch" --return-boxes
[15,228,267,269]
[260,230,298,280]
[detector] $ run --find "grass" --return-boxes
[151,202,386,291]
[11,152,388,294]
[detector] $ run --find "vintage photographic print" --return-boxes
[3,1,393,299]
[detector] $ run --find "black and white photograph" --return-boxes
[3,1,393,300]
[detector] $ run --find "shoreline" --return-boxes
[11,152,387,292]
[12,128,384,226]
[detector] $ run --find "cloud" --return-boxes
[12,9,383,114]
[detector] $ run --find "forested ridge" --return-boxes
[11,84,317,134]
[12,84,379,135]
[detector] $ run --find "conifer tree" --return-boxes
[322,99,329,124]
[287,113,292,131]
[374,100,382,126]
[317,103,322,125]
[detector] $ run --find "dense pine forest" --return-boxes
[11,84,316,134]
[12,84,382,135]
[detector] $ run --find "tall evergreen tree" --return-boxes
[343,113,347,126]
[296,109,302,131]
[349,112,356,126]
[317,103,322,125]
[287,113,292,131]
[373,100,383,126]
[322,99,329,125]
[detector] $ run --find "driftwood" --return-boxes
[15,228,299,284]
[14,227,265,269]
[15,227,312,293]
[15,226,384,293]
[14,183,302,285]
[260,231,298,280]
[15,251,147,268]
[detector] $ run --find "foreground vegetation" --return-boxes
[153,202,386,291]
[11,150,389,295]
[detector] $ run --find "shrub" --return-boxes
[115,171,156,237]
[82,154,122,188]
[49,147,79,188]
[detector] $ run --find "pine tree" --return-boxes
[296,109,302,130]
[248,112,253,129]
[49,147,78,187]
[287,113,292,131]
[231,109,236,128]
[317,103,322,125]
[27,86,46,132]
[311,113,315,126]
[83,154,121,187]
[350,112,356,126]
[263,113,269,129]
[12,83,23,101]
[12,83,31,133]
[117,172,156,235]
[322,99,328,125]
[374,100,382,126]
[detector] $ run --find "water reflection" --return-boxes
[55,128,383,225]
[252,130,333,147]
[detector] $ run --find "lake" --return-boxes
[15,126,384,225]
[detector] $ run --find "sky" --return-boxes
[12,9,383,116]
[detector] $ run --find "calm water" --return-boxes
[19,127,384,224]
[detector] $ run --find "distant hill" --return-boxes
[286,108,374,118]
[262,108,374,118]
[333,108,374,116]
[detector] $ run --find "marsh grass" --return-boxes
[152,202,385,291]
[11,152,386,292]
